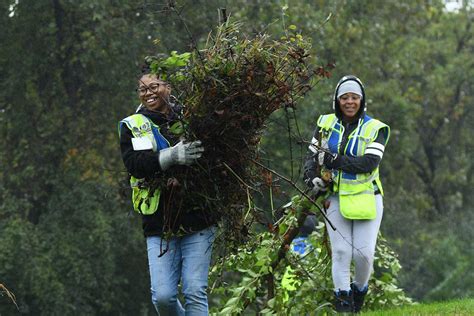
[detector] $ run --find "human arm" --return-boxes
[303,127,328,193]
[120,124,162,179]
[120,124,204,178]
[157,140,204,171]
[303,128,321,187]
[323,130,386,173]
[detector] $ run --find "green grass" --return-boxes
[362,298,474,315]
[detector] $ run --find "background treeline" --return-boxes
[0,0,472,314]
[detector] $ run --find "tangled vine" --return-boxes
[146,21,327,247]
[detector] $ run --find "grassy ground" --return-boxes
[362,298,474,315]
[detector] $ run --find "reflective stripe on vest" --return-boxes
[118,114,170,215]
[317,113,390,219]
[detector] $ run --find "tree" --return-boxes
[0,1,156,314]
[1,0,472,314]
[255,0,474,301]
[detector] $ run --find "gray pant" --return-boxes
[324,194,384,291]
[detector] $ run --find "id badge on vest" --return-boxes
[131,136,154,151]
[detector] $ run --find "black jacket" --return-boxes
[303,115,386,190]
[305,76,387,191]
[120,106,214,236]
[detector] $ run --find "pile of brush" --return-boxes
[148,22,323,246]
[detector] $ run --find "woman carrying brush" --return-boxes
[119,66,216,315]
[303,75,390,313]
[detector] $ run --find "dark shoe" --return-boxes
[351,283,368,313]
[333,290,353,313]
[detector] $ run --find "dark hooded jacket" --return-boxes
[303,76,387,191]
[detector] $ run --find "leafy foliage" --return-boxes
[208,195,412,314]
[251,0,474,302]
[0,0,472,314]
[145,21,320,246]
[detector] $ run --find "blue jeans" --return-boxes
[146,226,216,316]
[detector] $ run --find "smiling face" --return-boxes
[138,74,171,113]
[338,93,361,121]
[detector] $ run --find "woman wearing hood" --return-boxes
[304,75,390,313]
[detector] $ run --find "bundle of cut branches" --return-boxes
[147,22,323,246]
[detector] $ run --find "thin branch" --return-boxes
[251,158,335,231]
[167,0,205,66]
[0,283,19,311]
[284,107,295,180]
[222,162,258,192]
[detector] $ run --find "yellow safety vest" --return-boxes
[119,114,170,215]
[317,114,390,219]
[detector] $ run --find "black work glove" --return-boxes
[323,152,341,169]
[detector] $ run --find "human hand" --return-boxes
[318,138,329,165]
[158,140,204,170]
[323,152,340,169]
[311,177,328,194]
[309,137,329,165]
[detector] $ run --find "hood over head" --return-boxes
[333,75,366,120]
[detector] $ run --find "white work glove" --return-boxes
[311,177,328,194]
[158,140,204,171]
[309,137,328,166]
[318,138,328,165]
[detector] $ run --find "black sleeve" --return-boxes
[120,124,163,179]
[303,127,320,188]
[323,131,386,174]
[324,133,385,174]
[324,154,380,174]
